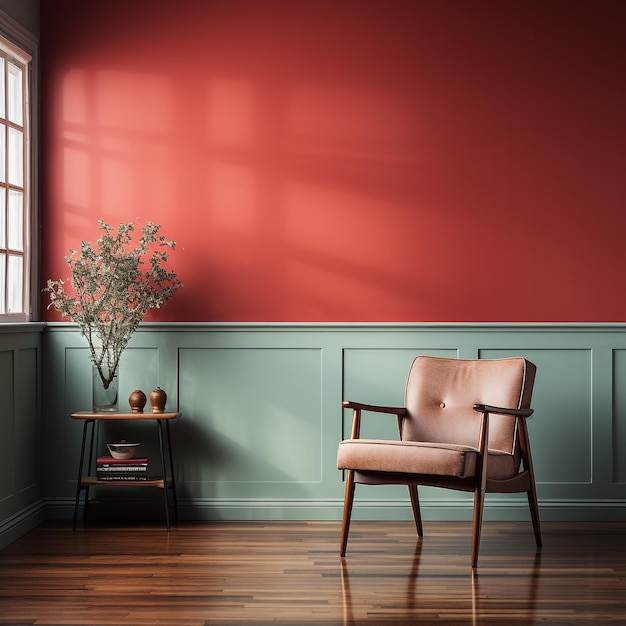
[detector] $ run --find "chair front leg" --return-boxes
[471,410,490,567]
[407,484,423,537]
[340,469,356,557]
[471,478,486,568]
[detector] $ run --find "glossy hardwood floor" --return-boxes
[1,520,625,625]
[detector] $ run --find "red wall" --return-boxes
[40,0,626,322]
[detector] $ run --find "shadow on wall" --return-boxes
[176,411,315,520]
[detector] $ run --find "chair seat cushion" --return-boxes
[337,439,517,480]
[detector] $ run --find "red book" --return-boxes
[96,456,150,465]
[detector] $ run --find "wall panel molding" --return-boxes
[0,325,42,548]
[40,322,626,523]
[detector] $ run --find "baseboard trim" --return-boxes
[0,500,47,549]
[40,497,626,524]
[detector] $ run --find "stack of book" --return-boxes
[96,456,151,481]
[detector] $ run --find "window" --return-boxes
[0,30,34,321]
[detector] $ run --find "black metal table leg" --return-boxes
[156,419,171,531]
[73,419,94,531]
[165,419,178,521]
[83,419,98,522]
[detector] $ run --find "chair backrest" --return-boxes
[402,356,536,454]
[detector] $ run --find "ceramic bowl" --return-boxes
[107,442,140,460]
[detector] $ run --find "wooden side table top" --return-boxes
[71,411,181,420]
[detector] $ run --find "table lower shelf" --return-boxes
[80,477,172,489]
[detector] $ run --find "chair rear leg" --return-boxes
[471,484,486,568]
[407,484,423,537]
[527,483,542,547]
[340,469,356,557]
[519,418,542,547]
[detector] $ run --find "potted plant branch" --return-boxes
[44,220,182,411]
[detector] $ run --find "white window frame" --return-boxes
[0,11,37,322]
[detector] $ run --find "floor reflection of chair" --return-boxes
[470,549,542,623]
[340,544,422,625]
[340,558,352,624]
[339,532,542,624]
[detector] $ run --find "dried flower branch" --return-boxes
[44,220,182,389]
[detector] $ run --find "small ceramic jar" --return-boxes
[149,387,167,413]
[128,389,147,413]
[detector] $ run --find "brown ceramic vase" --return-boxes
[149,387,167,413]
[128,389,147,413]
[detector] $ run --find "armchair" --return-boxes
[337,356,541,567]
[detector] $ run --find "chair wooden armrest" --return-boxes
[473,404,534,418]
[342,401,407,440]
[342,400,407,416]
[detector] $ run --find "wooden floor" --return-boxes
[1,520,625,625]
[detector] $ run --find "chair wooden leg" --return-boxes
[471,485,486,568]
[340,470,356,557]
[407,484,423,537]
[527,483,542,547]
[519,419,542,547]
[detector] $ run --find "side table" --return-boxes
[71,411,181,531]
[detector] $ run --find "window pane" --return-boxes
[8,189,22,250]
[8,127,22,186]
[0,38,31,321]
[0,58,5,120]
[7,253,22,313]
[0,253,5,314]
[0,125,5,183]
[7,62,22,125]
[0,190,5,248]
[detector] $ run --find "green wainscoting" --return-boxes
[39,323,626,526]
[0,324,45,549]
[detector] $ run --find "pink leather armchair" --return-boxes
[337,356,541,567]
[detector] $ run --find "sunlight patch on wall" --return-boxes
[136,141,177,214]
[208,161,257,233]
[62,69,88,125]
[62,147,90,208]
[97,135,132,152]
[95,70,173,133]
[206,79,256,147]
[100,155,133,213]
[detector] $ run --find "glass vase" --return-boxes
[92,365,119,413]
